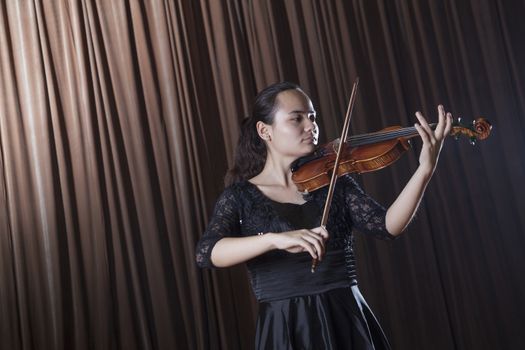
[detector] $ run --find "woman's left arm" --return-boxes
[385,105,452,236]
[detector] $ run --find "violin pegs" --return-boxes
[469,137,477,146]
[454,134,460,141]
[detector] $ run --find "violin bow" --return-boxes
[312,77,360,273]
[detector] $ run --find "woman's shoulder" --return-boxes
[225,179,253,191]
[212,180,263,216]
[218,179,255,201]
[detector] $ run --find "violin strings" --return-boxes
[347,128,414,146]
[346,123,438,147]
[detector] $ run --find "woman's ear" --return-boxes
[256,121,272,141]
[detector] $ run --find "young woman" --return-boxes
[196,82,452,349]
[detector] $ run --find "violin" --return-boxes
[291,117,492,194]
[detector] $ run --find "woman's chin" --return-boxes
[296,146,315,158]
[304,143,316,153]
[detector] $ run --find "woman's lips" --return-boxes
[303,136,314,143]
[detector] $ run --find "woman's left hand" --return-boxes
[414,105,453,176]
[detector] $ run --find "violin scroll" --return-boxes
[451,117,492,145]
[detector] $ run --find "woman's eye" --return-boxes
[291,114,315,123]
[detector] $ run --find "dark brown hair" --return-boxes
[224,81,301,186]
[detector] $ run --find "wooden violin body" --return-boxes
[292,118,492,193]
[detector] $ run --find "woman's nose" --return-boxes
[304,117,315,131]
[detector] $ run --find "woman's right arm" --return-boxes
[196,186,328,268]
[211,227,329,268]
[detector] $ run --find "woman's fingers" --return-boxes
[414,104,455,172]
[434,105,446,140]
[444,112,453,137]
[311,226,329,240]
[417,105,453,142]
[298,239,318,259]
[415,111,435,142]
[301,232,325,259]
[290,230,325,259]
[275,227,331,259]
[414,121,431,145]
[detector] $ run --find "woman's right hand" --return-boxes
[269,226,329,260]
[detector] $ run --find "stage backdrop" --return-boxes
[1,1,524,349]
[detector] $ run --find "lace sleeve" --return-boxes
[195,186,241,268]
[341,175,397,240]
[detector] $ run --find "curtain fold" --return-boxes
[1,1,524,349]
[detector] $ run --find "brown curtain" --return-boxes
[1,1,524,349]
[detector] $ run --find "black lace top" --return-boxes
[195,175,396,302]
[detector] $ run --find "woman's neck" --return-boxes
[251,153,295,187]
[249,155,306,204]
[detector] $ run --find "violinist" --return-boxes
[195,81,452,349]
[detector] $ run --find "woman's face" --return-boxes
[264,89,319,159]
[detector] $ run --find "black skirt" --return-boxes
[255,286,391,350]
